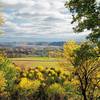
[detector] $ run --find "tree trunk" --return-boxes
[83,92,87,100]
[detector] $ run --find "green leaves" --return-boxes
[65,0,100,44]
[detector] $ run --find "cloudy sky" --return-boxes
[0,0,88,42]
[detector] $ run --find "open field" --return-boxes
[10,57,57,61]
[9,57,64,68]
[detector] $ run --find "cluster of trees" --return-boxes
[0,47,36,58]
[0,47,62,58]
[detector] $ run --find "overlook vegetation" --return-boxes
[0,41,100,100]
[0,0,100,100]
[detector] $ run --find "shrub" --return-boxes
[0,71,7,95]
[47,83,65,95]
[18,78,41,96]
[0,54,17,96]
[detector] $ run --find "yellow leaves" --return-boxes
[18,78,41,96]
[15,66,21,72]
[64,70,71,76]
[19,78,31,89]
[0,54,5,63]
[10,64,74,97]
[19,78,40,91]
[92,79,97,85]
[36,72,44,80]
[92,72,100,86]
[30,70,34,73]
[46,68,57,77]
[71,79,80,85]
[0,71,6,92]
[37,66,44,71]
[64,41,79,56]
[63,41,80,66]
[60,74,66,80]
[98,81,100,87]
[96,72,100,78]
[64,40,78,48]
[32,80,41,91]
[63,80,71,86]
[50,70,56,75]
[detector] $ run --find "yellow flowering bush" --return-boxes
[37,66,44,71]
[46,83,65,96]
[0,54,17,97]
[18,78,41,96]
[12,65,72,99]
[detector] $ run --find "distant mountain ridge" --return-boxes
[0,41,65,48]
[49,42,65,46]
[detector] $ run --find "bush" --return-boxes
[13,66,71,99]
[0,54,17,96]
[0,71,7,95]
[17,78,41,96]
[46,83,65,100]
[47,83,65,95]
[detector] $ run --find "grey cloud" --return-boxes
[0,0,87,42]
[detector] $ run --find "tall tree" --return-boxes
[65,1,100,99]
[64,41,100,100]
[74,42,100,100]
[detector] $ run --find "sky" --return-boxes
[0,0,89,42]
